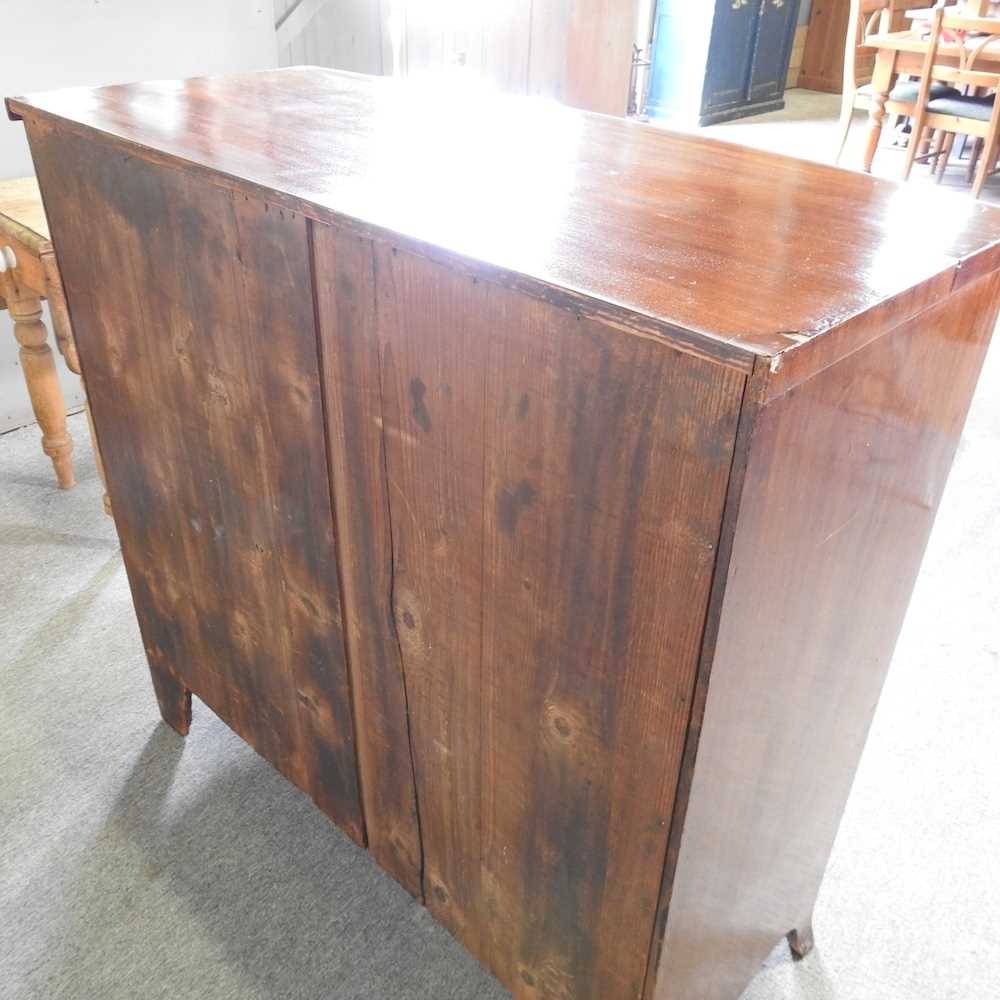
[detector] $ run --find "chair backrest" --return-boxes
[843,0,891,97]
[843,0,930,95]
[918,7,1000,90]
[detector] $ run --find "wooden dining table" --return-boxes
[863,10,1000,172]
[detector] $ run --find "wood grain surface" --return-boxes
[10,68,1000,367]
[27,123,366,843]
[649,269,1000,1000]
[13,67,1000,1000]
[799,0,853,92]
[313,223,745,998]
[0,176,49,246]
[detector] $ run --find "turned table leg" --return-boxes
[9,294,75,488]
[41,252,112,517]
[863,48,898,174]
[42,249,113,516]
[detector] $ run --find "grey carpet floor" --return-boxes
[1,332,998,1000]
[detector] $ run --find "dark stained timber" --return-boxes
[649,270,1000,1000]
[12,68,1000,1000]
[27,124,365,843]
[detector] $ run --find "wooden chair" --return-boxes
[904,7,1000,197]
[837,0,960,163]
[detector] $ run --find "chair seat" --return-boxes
[858,80,960,103]
[926,94,996,122]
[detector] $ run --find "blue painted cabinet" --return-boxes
[647,0,802,125]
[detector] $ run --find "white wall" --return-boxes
[1,0,277,432]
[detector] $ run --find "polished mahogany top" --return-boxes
[8,68,1000,367]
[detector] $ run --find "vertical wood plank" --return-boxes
[374,243,488,951]
[479,296,745,999]
[29,125,365,843]
[231,195,364,837]
[798,0,852,93]
[313,227,744,996]
[313,226,424,895]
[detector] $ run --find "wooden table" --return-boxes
[8,69,1000,1000]
[963,0,999,13]
[0,177,109,508]
[862,25,1000,171]
[0,177,77,487]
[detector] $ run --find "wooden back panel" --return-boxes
[313,224,747,998]
[26,121,366,843]
[25,107,751,999]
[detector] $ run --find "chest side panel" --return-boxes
[652,271,1000,1000]
[313,223,746,999]
[27,121,365,842]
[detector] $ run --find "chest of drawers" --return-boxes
[9,68,1000,1000]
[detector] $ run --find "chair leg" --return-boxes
[973,113,1000,199]
[904,124,928,180]
[936,132,955,183]
[836,94,858,165]
[967,137,983,184]
[927,130,946,173]
[973,140,1000,199]
[971,137,995,199]
[972,155,989,198]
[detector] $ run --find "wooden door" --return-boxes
[701,0,760,114]
[748,0,802,104]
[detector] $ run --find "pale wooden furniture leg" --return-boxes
[918,128,934,161]
[936,132,954,183]
[972,83,1000,200]
[42,251,113,515]
[8,293,75,488]
[905,126,927,180]
[927,129,945,173]
[836,94,858,165]
[863,48,897,172]
[968,137,984,184]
